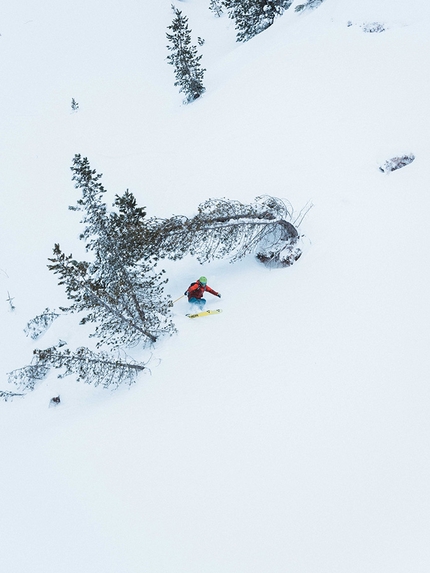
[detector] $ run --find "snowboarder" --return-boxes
[185,276,221,309]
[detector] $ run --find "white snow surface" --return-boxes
[1,1,430,571]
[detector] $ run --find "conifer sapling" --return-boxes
[166,7,206,103]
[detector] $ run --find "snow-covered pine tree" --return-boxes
[48,155,175,349]
[223,0,293,42]
[146,195,305,267]
[34,346,145,387]
[7,345,146,391]
[166,7,206,103]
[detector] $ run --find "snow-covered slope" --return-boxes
[1,1,430,571]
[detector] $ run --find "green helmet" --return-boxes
[199,276,207,285]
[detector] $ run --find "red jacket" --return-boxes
[187,281,218,300]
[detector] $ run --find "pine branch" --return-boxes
[80,276,158,344]
[147,195,301,264]
[48,244,158,345]
[34,346,145,388]
[7,363,50,391]
[24,308,61,340]
[8,346,146,392]
[0,389,26,402]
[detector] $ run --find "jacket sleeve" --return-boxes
[205,285,218,296]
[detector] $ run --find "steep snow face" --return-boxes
[1,1,430,572]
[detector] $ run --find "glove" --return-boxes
[217,293,221,298]
[184,291,188,296]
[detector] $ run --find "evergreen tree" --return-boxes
[166,8,206,103]
[7,345,145,391]
[223,0,293,42]
[146,195,306,267]
[48,155,175,349]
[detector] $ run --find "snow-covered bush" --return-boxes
[362,22,386,33]
[256,247,302,268]
[379,154,415,173]
[295,0,325,13]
